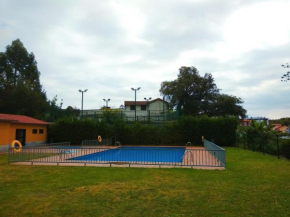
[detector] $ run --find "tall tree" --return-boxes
[281,63,290,82]
[160,66,219,116]
[0,39,48,118]
[160,66,246,118]
[210,94,246,119]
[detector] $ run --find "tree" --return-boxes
[160,66,246,118]
[0,39,48,118]
[64,106,80,117]
[160,66,219,116]
[210,94,246,119]
[281,63,290,82]
[239,120,275,152]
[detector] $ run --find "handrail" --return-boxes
[204,139,226,167]
[115,141,122,146]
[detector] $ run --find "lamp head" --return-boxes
[137,87,141,90]
[131,88,134,91]
[79,90,81,92]
[84,89,88,92]
[108,99,110,101]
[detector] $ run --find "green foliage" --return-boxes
[99,108,122,124]
[160,66,219,115]
[48,117,112,145]
[49,116,239,146]
[281,140,290,159]
[269,117,290,126]
[0,39,79,120]
[237,120,275,151]
[210,94,246,118]
[0,39,48,118]
[281,63,290,82]
[45,96,80,122]
[160,66,246,118]
[236,121,290,159]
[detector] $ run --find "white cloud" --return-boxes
[214,0,290,61]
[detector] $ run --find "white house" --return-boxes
[124,98,167,112]
[80,98,170,122]
[123,98,168,121]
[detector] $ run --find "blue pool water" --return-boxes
[70,147,186,163]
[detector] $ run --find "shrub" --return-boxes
[48,116,239,146]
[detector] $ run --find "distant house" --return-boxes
[240,117,270,126]
[272,124,282,131]
[0,113,49,151]
[279,126,290,133]
[123,98,169,121]
[272,125,290,134]
[80,98,171,122]
[124,98,168,112]
[241,119,251,126]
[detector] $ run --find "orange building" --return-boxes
[0,113,49,150]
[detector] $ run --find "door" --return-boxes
[15,129,26,146]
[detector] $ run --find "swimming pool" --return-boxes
[69,147,186,163]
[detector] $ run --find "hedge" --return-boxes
[48,116,239,146]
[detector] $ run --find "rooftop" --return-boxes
[124,98,166,106]
[0,113,49,125]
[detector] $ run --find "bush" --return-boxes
[281,139,290,159]
[48,116,239,146]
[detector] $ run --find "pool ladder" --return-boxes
[115,141,122,146]
[182,150,194,164]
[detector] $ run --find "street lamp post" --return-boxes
[119,105,125,119]
[103,99,110,109]
[79,89,88,117]
[144,97,151,122]
[144,97,152,107]
[131,87,141,122]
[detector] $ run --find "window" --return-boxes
[130,105,136,110]
[141,105,146,110]
[32,129,37,134]
[39,129,44,134]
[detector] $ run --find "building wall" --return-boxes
[0,122,11,146]
[148,100,168,111]
[279,126,290,133]
[124,100,168,112]
[0,122,47,146]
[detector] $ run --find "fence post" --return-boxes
[148,110,150,124]
[277,134,280,159]
[7,146,10,165]
[243,133,245,149]
[263,136,265,155]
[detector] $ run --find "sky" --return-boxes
[0,0,290,119]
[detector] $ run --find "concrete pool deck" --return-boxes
[10,146,225,170]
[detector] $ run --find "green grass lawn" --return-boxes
[0,147,289,217]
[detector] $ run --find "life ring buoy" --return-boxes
[98,135,102,143]
[11,140,22,152]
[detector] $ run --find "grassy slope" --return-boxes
[0,148,289,217]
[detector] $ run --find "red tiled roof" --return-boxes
[0,113,49,125]
[124,98,167,106]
